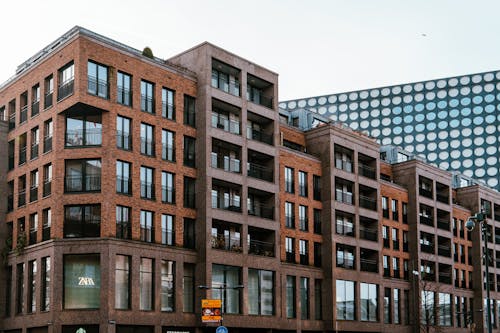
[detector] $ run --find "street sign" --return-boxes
[201,299,222,323]
[216,326,228,333]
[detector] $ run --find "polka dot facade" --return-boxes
[282,71,500,190]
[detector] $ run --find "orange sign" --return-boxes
[201,299,222,323]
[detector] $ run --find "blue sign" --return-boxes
[216,326,228,333]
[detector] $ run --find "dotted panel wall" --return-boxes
[280,71,500,190]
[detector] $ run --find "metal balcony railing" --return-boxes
[66,128,102,146]
[64,220,101,238]
[211,153,240,173]
[438,244,451,257]
[162,145,175,161]
[300,254,309,265]
[140,182,155,199]
[43,135,52,153]
[420,243,434,253]
[247,162,273,182]
[337,258,355,269]
[29,230,37,245]
[141,94,154,113]
[87,76,109,98]
[116,222,131,240]
[439,272,452,284]
[140,227,154,242]
[437,219,450,230]
[336,192,353,205]
[360,258,378,273]
[18,190,26,207]
[65,175,101,192]
[140,138,155,156]
[58,79,74,101]
[116,177,131,195]
[161,230,175,246]
[31,144,39,160]
[420,215,434,226]
[211,113,241,135]
[286,252,295,263]
[162,103,175,119]
[29,186,38,202]
[419,187,433,199]
[161,186,175,203]
[248,203,274,220]
[42,226,50,241]
[20,105,28,123]
[359,226,377,241]
[31,101,40,117]
[359,195,377,210]
[116,131,132,150]
[117,87,132,106]
[43,180,51,197]
[436,193,449,204]
[44,92,53,109]
[211,234,242,252]
[19,146,27,165]
[335,159,353,172]
[248,239,274,257]
[247,128,273,145]
[8,112,15,130]
[358,164,376,179]
[248,92,273,109]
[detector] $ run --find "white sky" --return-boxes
[1,0,499,100]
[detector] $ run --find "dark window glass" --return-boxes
[183,136,196,167]
[117,72,132,106]
[184,95,196,127]
[87,61,108,98]
[65,114,102,146]
[64,254,100,309]
[65,159,101,192]
[64,205,101,238]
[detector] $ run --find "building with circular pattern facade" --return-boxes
[280,71,500,191]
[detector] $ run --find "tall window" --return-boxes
[43,118,53,153]
[336,244,355,269]
[313,175,321,200]
[141,80,154,113]
[161,260,175,312]
[360,283,378,322]
[5,266,12,316]
[391,199,399,221]
[64,205,101,238]
[117,116,131,150]
[87,61,108,98]
[438,293,452,326]
[299,205,308,231]
[183,218,195,249]
[116,160,131,194]
[336,280,355,320]
[183,264,194,312]
[64,254,100,309]
[30,169,39,202]
[140,210,154,242]
[58,61,74,100]
[29,213,38,245]
[41,257,50,311]
[140,258,154,310]
[298,171,308,197]
[28,260,37,313]
[30,126,39,159]
[65,159,101,192]
[184,95,196,127]
[140,166,155,200]
[162,171,175,204]
[115,255,130,310]
[314,209,322,234]
[161,214,175,245]
[248,269,274,315]
[394,288,401,324]
[116,205,131,240]
[285,202,295,228]
[286,275,296,318]
[162,87,175,120]
[314,280,322,320]
[44,75,54,109]
[65,114,102,146]
[117,72,132,106]
[299,240,309,265]
[183,136,196,167]
[162,129,175,162]
[16,263,24,314]
[212,265,242,314]
[32,84,40,117]
[421,290,435,326]
[183,177,196,208]
[300,277,309,319]
[42,208,51,241]
[336,212,354,236]
[285,237,295,263]
[384,288,391,323]
[43,163,52,197]
[284,167,294,193]
[140,123,155,156]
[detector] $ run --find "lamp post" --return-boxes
[199,284,244,327]
[465,211,492,333]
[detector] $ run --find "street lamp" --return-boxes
[199,284,244,327]
[464,211,492,333]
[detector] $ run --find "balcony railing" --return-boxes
[117,87,132,106]
[286,252,296,263]
[29,186,38,202]
[44,92,53,109]
[162,145,175,162]
[43,180,51,197]
[438,272,452,284]
[438,245,451,257]
[141,95,154,113]
[248,239,274,257]
[116,222,131,239]
[18,190,26,207]
[247,163,273,182]
[437,219,450,230]
[29,230,37,245]
[247,128,273,145]
[300,254,309,265]
[248,93,273,109]
[211,113,241,135]
[211,153,240,173]
[87,76,109,99]
[20,105,28,123]
[65,175,101,192]
[43,135,52,153]
[436,193,449,204]
[359,195,377,210]
[116,177,132,195]
[419,187,433,199]
[211,233,242,252]
[140,227,154,242]
[162,103,175,119]
[31,144,39,160]
[161,186,175,203]
[336,192,353,205]
[8,113,15,130]
[66,128,102,146]
[383,268,390,277]
[248,203,274,220]
[403,242,409,252]
[31,101,40,117]
[337,258,355,269]
[420,215,433,226]
[393,240,400,250]
[161,230,175,246]
[140,138,155,156]
[140,182,155,199]
[58,79,74,101]
[393,269,401,279]
[358,164,376,179]
[335,159,353,172]
[19,146,27,165]
[42,226,50,241]
[116,131,132,150]
[359,258,378,273]
[359,226,377,241]
[64,220,101,238]
[8,195,14,212]
[383,238,390,248]
[420,243,434,253]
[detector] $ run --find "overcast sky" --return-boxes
[1,0,499,100]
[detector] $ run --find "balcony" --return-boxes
[58,79,74,101]
[141,95,154,113]
[211,152,241,173]
[359,195,377,211]
[211,233,242,252]
[360,258,378,273]
[247,74,274,109]
[359,217,377,242]
[64,219,100,238]
[43,135,52,153]
[248,187,275,220]
[438,245,451,257]
[419,187,432,199]
[247,150,274,182]
[247,111,274,145]
[436,182,449,204]
[20,105,28,123]
[248,203,274,220]
[31,101,39,117]
[212,180,242,213]
[437,218,450,231]
[420,243,434,254]
[358,153,377,179]
[29,186,38,202]
[212,112,241,135]
[116,176,131,195]
[65,175,101,192]
[249,239,274,257]
[336,191,353,205]
[247,127,273,145]
[66,128,102,147]
[419,215,433,226]
[212,59,241,97]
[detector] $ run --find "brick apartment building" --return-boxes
[0,26,500,333]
